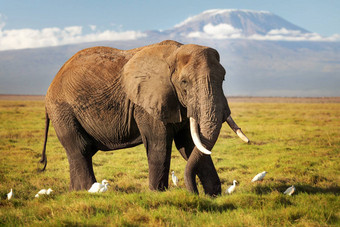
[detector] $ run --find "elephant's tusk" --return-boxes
[189,117,212,155]
[226,116,250,143]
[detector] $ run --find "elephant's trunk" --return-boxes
[184,146,221,196]
[184,114,249,196]
[185,113,223,196]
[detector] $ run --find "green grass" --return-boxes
[0,99,339,226]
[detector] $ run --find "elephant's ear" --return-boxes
[122,45,182,123]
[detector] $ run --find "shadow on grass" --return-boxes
[59,221,92,227]
[147,195,237,213]
[252,184,340,195]
[113,185,142,194]
[170,198,236,213]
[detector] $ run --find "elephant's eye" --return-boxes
[181,79,187,85]
[181,80,188,96]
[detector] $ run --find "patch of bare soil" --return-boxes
[227,96,340,103]
[0,95,45,101]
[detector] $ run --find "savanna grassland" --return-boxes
[0,96,339,226]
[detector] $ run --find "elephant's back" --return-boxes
[46,47,131,102]
[45,47,131,126]
[45,46,141,149]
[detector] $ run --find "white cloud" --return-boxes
[203,23,242,38]
[187,23,242,39]
[249,28,340,41]
[327,34,340,41]
[0,24,146,51]
[267,28,301,36]
[89,25,97,31]
[185,24,340,42]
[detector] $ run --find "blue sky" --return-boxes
[1,0,339,50]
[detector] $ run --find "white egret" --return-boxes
[36,189,47,196]
[46,188,53,195]
[88,179,109,193]
[251,171,267,182]
[35,188,53,198]
[99,182,109,193]
[171,171,178,186]
[226,180,238,194]
[7,189,13,200]
[284,185,296,196]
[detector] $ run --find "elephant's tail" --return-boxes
[38,112,49,172]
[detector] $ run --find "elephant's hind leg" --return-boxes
[67,148,97,191]
[52,116,98,191]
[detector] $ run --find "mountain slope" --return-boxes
[169,9,309,37]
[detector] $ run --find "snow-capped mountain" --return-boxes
[171,9,309,36]
[149,9,333,42]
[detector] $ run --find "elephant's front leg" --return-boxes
[135,109,174,191]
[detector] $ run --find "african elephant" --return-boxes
[39,40,249,196]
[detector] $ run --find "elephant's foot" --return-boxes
[68,155,97,191]
[147,148,172,191]
[148,165,169,191]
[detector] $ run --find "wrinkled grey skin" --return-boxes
[40,40,232,196]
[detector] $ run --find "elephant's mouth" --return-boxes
[189,115,249,155]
